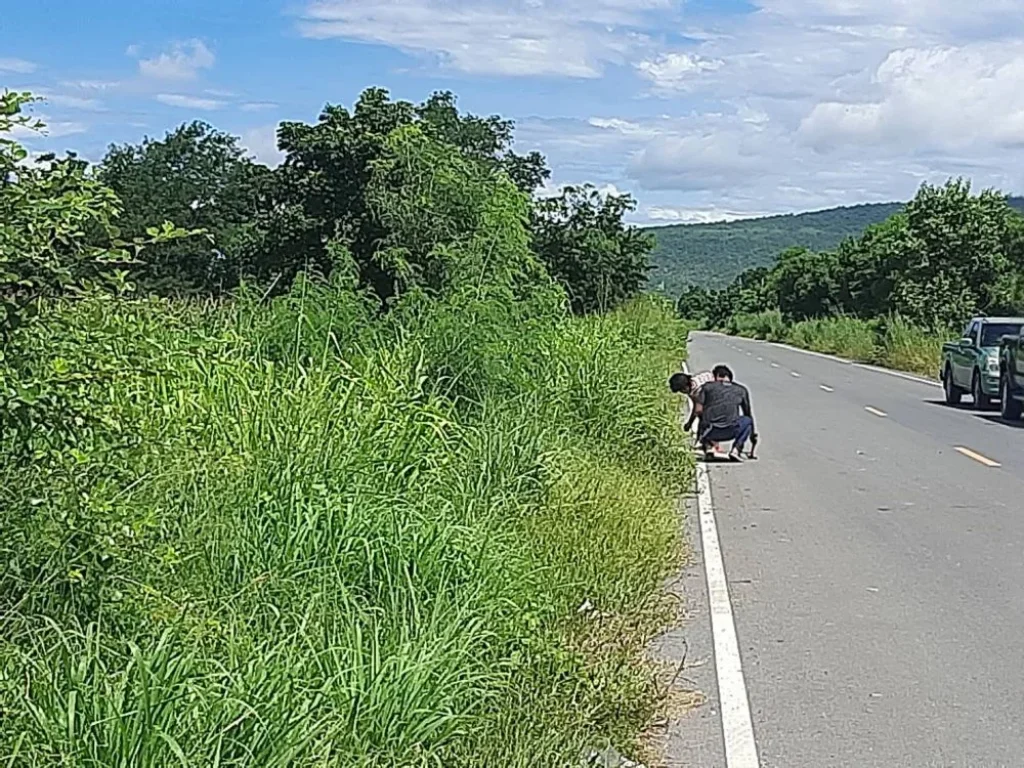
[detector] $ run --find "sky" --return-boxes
[5,0,1024,224]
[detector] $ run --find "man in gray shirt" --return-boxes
[695,365,755,462]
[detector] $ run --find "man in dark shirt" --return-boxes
[695,365,755,462]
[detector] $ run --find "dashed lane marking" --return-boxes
[955,446,1001,468]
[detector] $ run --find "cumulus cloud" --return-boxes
[635,52,723,93]
[240,126,285,167]
[297,0,671,77]
[139,40,215,80]
[156,93,226,110]
[800,41,1024,151]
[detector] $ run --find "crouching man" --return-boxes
[695,365,755,462]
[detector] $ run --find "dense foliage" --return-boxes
[678,180,1024,377]
[680,180,1024,331]
[1,89,687,766]
[96,88,649,313]
[650,198,1024,295]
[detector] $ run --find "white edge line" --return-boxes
[683,363,761,768]
[852,362,941,388]
[865,406,887,417]
[820,385,834,392]
[767,341,853,365]
[695,332,941,388]
[790,371,801,378]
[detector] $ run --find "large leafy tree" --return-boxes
[892,179,1016,327]
[99,121,272,294]
[242,88,551,303]
[531,185,653,314]
[771,246,839,321]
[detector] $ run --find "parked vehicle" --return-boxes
[941,317,1024,408]
[999,328,1024,420]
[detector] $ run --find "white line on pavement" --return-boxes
[852,363,941,388]
[695,437,761,768]
[865,406,888,418]
[820,385,835,392]
[683,363,761,768]
[696,332,942,388]
[790,371,801,378]
[955,446,1002,468]
[767,342,853,365]
[771,363,780,368]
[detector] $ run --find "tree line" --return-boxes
[678,180,1024,332]
[87,88,649,313]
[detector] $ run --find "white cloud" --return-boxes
[272,0,1024,218]
[241,101,279,112]
[800,41,1024,152]
[588,117,660,139]
[156,93,226,110]
[139,40,215,80]
[0,57,36,74]
[645,206,767,224]
[30,89,103,110]
[636,53,723,93]
[61,80,120,91]
[297,0,670,77]
[11,114,88,140]
[240,126,285,167]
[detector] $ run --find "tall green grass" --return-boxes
[786,316,880,361]
[719,311,943,378]
[880,316,944,377]
[0,284,690,766]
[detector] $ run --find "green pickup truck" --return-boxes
[942,317,1024,408]
[999,327,1024,420]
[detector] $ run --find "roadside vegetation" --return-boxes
[1,89,691,766]
[679,180,1024,377]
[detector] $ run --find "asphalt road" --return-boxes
[675,332,1024,768]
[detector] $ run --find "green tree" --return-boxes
[771,246,838,321]
[892,179,1016,327]
[99,121,272,294]
[244,88,551,303]
[531,184,653,314]
[366,123,552,302]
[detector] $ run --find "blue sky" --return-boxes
[6,0,1024,223]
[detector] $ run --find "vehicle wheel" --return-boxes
[1001,376,1022,421]
[972,370,992,410]
[943,365,963,405]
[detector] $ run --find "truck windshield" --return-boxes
[982,323,1023,346]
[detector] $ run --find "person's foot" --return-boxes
[728,448,745,463]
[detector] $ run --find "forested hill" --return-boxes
[648,198,1024,294]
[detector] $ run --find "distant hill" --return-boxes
[647,198,1024,296]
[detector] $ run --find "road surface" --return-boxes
[666,332,1024,768]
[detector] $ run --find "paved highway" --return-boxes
[670,332,1024,768]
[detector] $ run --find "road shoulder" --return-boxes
[644,489,726,767]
